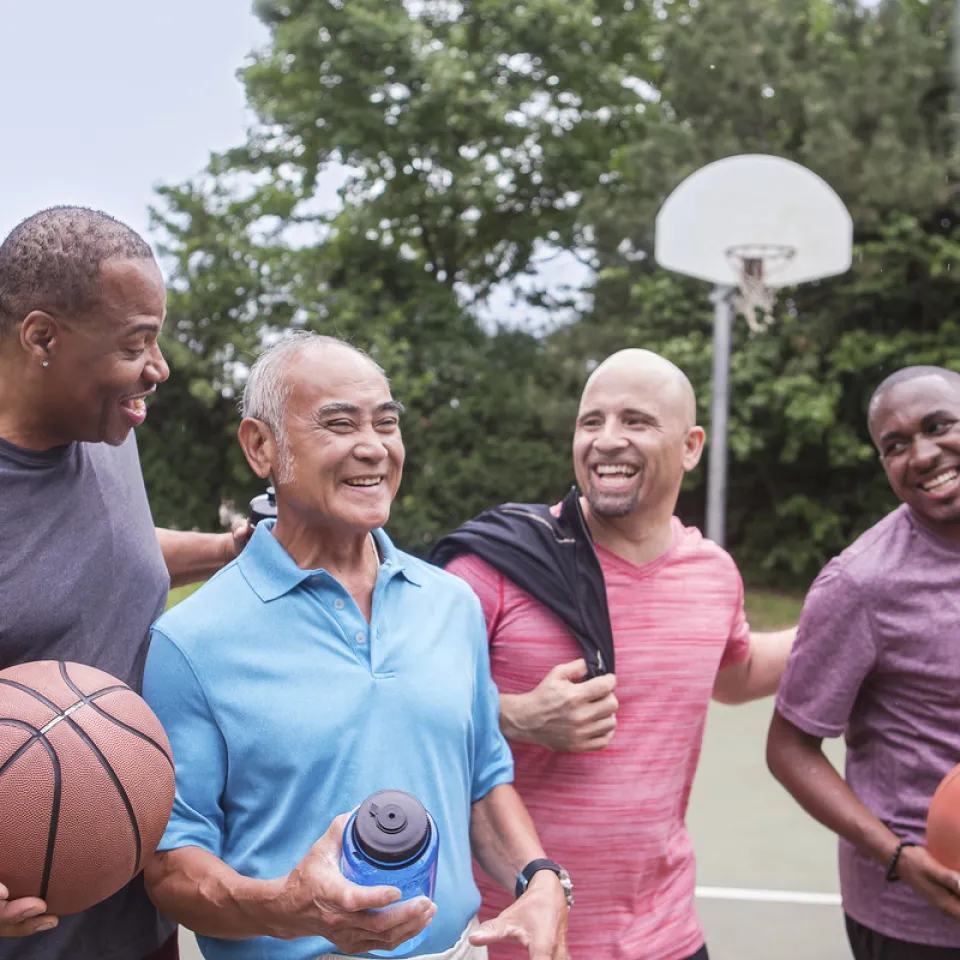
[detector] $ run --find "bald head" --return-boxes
[573,348,704,524]
[581,349,697,428]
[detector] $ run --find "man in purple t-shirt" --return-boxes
[768,365,960,959]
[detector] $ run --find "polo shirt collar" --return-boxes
[237,520,421,602]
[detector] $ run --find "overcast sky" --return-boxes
[0,0,268,244]
[0,0,591,329]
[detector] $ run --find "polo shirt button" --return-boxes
[334,599,345,611]
[355,631,367,644]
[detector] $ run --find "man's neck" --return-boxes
[0,370,63,450]
[581,498,675,568]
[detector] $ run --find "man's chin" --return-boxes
[586,489,639,519]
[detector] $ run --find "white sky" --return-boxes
[0,0,590,330]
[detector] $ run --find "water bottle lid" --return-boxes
[353,790,430,865]
[249,486,278,525]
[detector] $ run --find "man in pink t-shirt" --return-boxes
[769,366,960,959]
[439,349,795,960]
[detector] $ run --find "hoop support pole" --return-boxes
[707,284,736,547]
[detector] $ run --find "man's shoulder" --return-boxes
[152,560,253,652]
[819,506,911,589]
[670,518,742,580]
[397,548,483,604]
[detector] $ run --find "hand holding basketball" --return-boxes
[0,882,56,938]
[893,845,960,923]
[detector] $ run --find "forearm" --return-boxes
[470,784,546,893]
[144,847,287,940]
[499,693,538,745]
[714,627,796,704]
[767,711,898,867]
[156,528,234,589]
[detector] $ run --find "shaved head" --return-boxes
[574,348,704,525]
[582,349,697,427]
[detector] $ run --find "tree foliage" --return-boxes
[139,0,959,585]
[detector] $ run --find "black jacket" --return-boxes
[428,486,615,677]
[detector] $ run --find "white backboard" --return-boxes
[654,154,853,288]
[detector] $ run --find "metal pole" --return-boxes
[706,285,735,547]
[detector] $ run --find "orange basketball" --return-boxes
[0,660,175,915]
[926,762,960,870]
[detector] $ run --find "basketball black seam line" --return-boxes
[0,718,63,901]
[59,665,143,873]
[0,673,143,876]
[57,663,173,772]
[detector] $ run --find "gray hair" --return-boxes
[241,332,384,482]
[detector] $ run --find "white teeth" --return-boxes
[596,465,637,477]
[346,477,382,487]
[922,469,959,491]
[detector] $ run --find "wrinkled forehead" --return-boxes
[286,345,392,409]
[870,374,960,439]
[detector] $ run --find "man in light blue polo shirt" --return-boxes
[141,333,570,960]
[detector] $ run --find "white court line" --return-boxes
[695,886,842,906]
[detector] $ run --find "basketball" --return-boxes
[926,763,960,870]
[0,660,176,915]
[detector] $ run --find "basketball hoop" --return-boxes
[725,243,796,334]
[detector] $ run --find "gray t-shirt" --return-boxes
[0,433,173,960]
[777,503,960,947]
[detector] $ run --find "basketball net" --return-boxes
[725,244,796,335]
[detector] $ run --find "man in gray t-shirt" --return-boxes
[769,365,960,959]
[0,208,251,960]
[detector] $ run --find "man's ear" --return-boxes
[682,425,706,473]
[238,418,278,480]
[20,310,60,367]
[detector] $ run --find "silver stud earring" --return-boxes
[41,360,49,368]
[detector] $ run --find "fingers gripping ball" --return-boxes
[0,661,175,914]
[926,763,960,870]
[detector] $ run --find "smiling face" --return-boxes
[573,354,704,524]
[269,344,405,536]
[870,373,960,540]
[27,257,170,446]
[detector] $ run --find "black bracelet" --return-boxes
[885,840,917,882]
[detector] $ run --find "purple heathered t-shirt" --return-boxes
[777,503,960,946]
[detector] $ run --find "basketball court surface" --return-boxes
[179,696,852,960]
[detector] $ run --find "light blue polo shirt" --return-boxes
[142,521,514,960]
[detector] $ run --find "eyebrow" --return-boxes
[315,401,405,417]
[880,410,955,445]
[577,407,660,425]
[124,321,162,337]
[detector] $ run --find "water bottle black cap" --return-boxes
[249,486,278,525]
[353,790,430,865]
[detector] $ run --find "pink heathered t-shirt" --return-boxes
[777,504,960,947]
[446,515,751,960]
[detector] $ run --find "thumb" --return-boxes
[550,659,589,684]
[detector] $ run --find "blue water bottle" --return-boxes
[340,790,440,958]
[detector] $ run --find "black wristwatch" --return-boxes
[515,858,574,908]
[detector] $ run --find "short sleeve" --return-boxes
[464,596,514,802]
[444,554,504,640]
[142,627,228,856]
[775,564,877,739]
[720,572,752,669]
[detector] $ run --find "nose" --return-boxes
[911,434,941,472]
[353,426,390,463]
[145,341,170,384]
[595,419,628,452]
